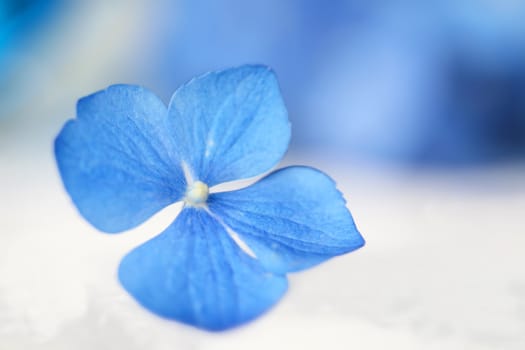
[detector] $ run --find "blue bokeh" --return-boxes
[0,0,61,72]
[3,0,524,166]
[139,0,525,165]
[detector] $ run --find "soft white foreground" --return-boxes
[1,126,524,349]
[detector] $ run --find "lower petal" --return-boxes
[118,207,288,331]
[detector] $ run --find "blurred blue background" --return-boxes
[1,0,525,166]
[141,0,525,165]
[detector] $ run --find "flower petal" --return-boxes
[118,207,288,331]
[54,85,186,233]
[168,65,291,186]
[208,166,365,274]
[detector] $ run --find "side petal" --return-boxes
[208,166,365,274]
[118,207,288,331]
[168,65,291,186]
[55,85,186,233]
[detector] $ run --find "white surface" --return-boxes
[1,122,524,349]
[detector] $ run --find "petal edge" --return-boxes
[208,166,365,274]
[167,65,291,185]
[55,84,186,232]
[118,207,288,331]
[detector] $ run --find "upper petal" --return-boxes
[118,207,288,331]
[168,65,291,186]
[208,166,365,274]
[54,85,186,233]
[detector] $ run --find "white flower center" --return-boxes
[185,181,209,206]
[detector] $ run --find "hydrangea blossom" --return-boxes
[54,65,365,331]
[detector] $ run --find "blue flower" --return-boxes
[54,65,365,331]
